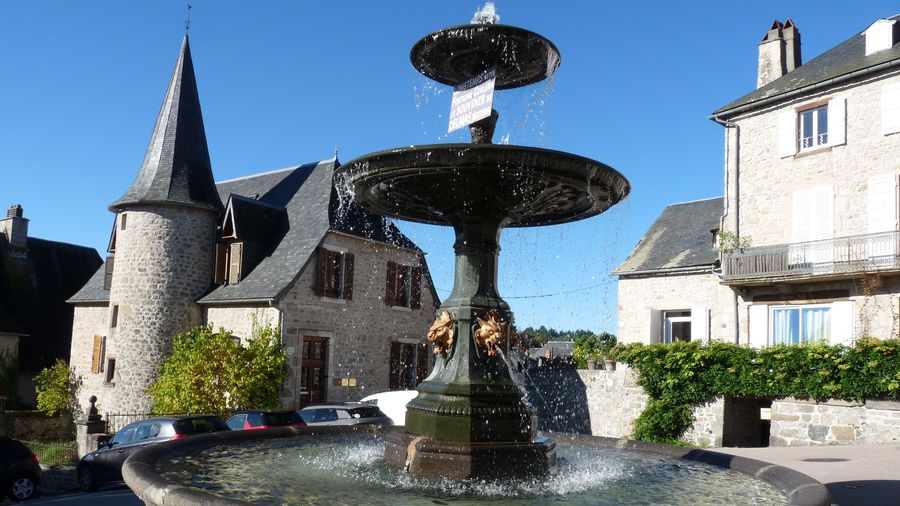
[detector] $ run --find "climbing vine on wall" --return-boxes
[614,339,900,444]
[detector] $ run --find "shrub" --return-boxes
[615,338,900,443]
[573,332,617,368]
[148,323,287,414]
[34,359,76,417]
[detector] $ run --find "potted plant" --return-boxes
[596,332,617,371]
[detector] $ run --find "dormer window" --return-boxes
[315,247,354,300]
[799,105,827,150]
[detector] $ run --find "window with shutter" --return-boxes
[105,358,116,383]
[214,243,227,284]
[386,262,417,308]
[868,174,898,258]
[103,256,115,290]
[882,83,900,135]
[91,335,105,374]
[228,242,243,284]
[790,185,833,265]
[411,267,422,309]
[385,261,398,306]
[316,248,352,299]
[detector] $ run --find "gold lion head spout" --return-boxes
[427,310,455,355]
[475,310,507,358]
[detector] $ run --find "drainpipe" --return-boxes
[712,115,741,345]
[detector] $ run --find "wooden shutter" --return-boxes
[228,242,243,284]
[810,185,834,241]
[410,267,422,309]
[868,174,898,234]
[385,261,397,306]
[416,343,429,384]
[792,189,812,243]
[103,256,115,290]
[214,243,227,284]
[827,98,846,146]
[690,307,709,343]
[882,83,900,135]
[778,110,797,158]
[389,342,401,390]
[748,305,769,348]
[91,335,105,374]
[315,248,327,296]
[343,253,354,300]
[830,301,854,346]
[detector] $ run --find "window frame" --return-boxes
[662,310,692,344]
[316,247,354,300]
[769,303,832,345]
[798,104,829,151]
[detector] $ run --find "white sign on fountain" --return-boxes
[448,66,496,133]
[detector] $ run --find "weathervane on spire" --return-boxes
[185,4,192,35]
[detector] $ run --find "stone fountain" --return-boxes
[334,11,630,479]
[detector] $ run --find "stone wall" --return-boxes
[205,306,281,342]
[576,368,647,438]
[683,397,725,447]
[107,206,218,413]
[617,272,736,344]
[2,411,73,440]
[770,398,900,446]
[272,232,438,408]
[69,305,112,415]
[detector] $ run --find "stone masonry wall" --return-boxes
[106,207,217,413]
[770,398,900,446]
[205,306,281,343]
[69,305,113,416]
[617,272,736,344]
[275,232,438,408]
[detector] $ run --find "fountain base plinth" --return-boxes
[384,429,557,480]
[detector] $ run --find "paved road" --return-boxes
[25,487,141,506]
[717,444,900,505]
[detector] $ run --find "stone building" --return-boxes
[617,15,900,346]
[0,204,101,406]
[67,36,439,415]
[614,197,734,344]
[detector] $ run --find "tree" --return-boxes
[148,323,287,414]
[34,359,76,416]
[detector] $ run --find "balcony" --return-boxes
[721,230,900,284]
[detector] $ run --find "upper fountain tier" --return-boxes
[410,24,560,89]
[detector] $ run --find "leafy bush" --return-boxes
[148,324,287,414]
[573,332,617,368]
[34,359,76,417]
[614,339,900,443]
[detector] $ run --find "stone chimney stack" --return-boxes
[0,204,29,249]
[757,20,802,89]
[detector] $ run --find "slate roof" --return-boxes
[67,259,110,304]
[614,197,723,275]
[110,36,223,213]
[199,159,421,303]
[527,340,574,359]
[0,236,102,372]
[713,15,900,117]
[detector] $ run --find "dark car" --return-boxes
[226,410,307,430]
[298,403,392,426]
[0,437,42,502]
[76,415,229,491]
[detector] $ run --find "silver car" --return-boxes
[298,403,392,426]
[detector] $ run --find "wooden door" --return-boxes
[299,336,328,406]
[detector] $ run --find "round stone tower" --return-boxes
[106,36,223,413]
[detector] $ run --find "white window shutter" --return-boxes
[830,301,854,346]
[827,98,846,146]
[868,174,898,233]
[792,189,811,243]
[778,110,797,158]
[748,305,769,348]
[649,309,661,344]
[881,82,900,135]
[690,307,709,343]
[811,185,834,241]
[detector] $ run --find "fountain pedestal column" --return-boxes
[384,217,556,478]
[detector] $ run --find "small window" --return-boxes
[103,256,115,290]
[771,305,831,345]
[663,310,691,344]
[386,262,422,309]
[105,358,116,383]
[110,305,119,328]
[315,248,354,300]
[799,105,828,150]
[120,213,127,231]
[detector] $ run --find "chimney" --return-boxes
[0,204,29,250]
[864,19,900,56]
[782,19,802,73]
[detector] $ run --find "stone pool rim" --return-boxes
[122,425,831,506]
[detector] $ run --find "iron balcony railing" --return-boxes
[722,230,900,282]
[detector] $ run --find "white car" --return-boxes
[360,390,418,426]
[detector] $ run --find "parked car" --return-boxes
[360,390,418,426]
[0,436,42,502]
[298,403,392,426]
[76,415,230,492]
[226,410,307,430]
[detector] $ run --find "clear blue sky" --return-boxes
[2,1,897,335]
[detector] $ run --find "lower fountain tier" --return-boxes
[384,428,557,480]
[335,144,630,227]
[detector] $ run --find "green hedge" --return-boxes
[613,339,900,443]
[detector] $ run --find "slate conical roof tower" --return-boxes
[105,36,222,413]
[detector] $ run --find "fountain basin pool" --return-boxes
[122,426,830,505]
